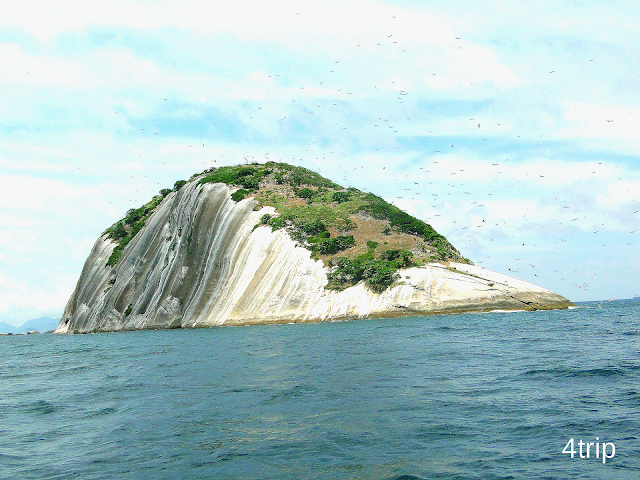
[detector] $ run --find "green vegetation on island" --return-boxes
[104,180,187,266]
[104,162,470,293]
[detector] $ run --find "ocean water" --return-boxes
[1,300,639,480]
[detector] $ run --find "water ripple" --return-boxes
[1,301,639,479]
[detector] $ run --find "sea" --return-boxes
[1,300,639,480]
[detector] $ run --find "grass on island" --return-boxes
[104,162,471,293]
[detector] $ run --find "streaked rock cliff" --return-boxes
[56,175,572,334]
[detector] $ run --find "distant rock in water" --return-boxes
[56,163,572,334]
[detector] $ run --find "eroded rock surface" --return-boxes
[56,182,572,333]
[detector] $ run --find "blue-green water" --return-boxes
[1,301,639,479]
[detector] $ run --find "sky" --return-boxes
[1,0,639,326]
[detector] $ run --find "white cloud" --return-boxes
[0,284,72,314]
[422,43,522,91]
[0,43,87,88]
[0,271,13,289]
[601,180,640,203]
[0,175,86,209]
[560,102,640,141]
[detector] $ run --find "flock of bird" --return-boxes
[114,14,637,297]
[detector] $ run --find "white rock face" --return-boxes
[56,182,572,333]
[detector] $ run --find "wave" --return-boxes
[83,406,118,418]
[388,476,425,480]
[23,399,58,415]
[523,366,632,378]
[264,384,318,404]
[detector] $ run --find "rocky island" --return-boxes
[56,163,572,333]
